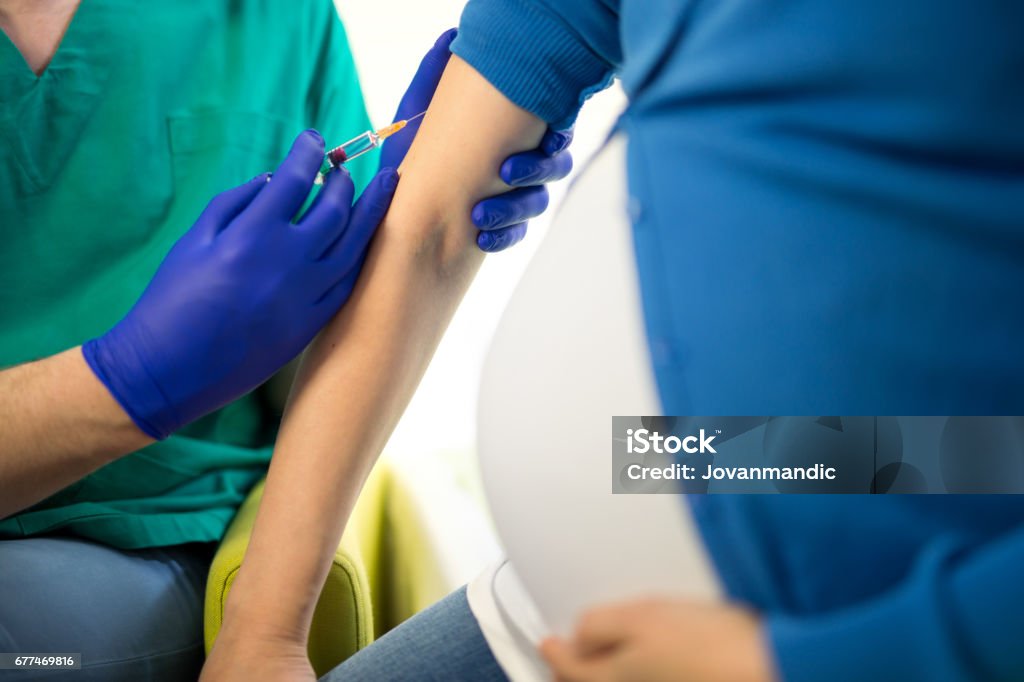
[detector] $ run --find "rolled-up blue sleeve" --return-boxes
[769,527,1024,682]
[451,0,621,129]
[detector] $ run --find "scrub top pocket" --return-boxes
[167,109,294,218]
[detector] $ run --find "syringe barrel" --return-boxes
[326,131,380,166]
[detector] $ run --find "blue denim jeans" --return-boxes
[0,536,213,681]
[321,586,508,682]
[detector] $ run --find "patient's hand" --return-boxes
[200,629,314,682]
[540,598,776,682]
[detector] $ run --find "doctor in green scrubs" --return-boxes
[0,1,381,678]
[0,1,568,679]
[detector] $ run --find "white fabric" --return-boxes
[469,135,723,681]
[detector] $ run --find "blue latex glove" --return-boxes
[475,127,573,252]
[381,29,574,254]
[83,130,398,440]
[379,29,456,172]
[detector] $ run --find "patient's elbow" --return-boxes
[378,204,485,287]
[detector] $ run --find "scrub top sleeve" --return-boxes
[768,527,1024,682]
[304,0,376,190]
[452,0,621,129]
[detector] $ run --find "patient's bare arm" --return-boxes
[210,55,546,654]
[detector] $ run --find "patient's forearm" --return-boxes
[220,56,546,643]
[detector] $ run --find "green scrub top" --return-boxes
[0,0,375,549]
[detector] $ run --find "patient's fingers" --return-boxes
[540,638,616,682]
[572,608,631,657]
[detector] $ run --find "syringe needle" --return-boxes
[315,110,430,184]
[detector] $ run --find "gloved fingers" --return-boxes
[319,168,399,269]
[314,267,361,311]
[394,29,455,122]
[541,128,574,156]
[243,129,325,223]
[471,185,549,231]
[197,173,270,237]
[379,29,456,171]
[500,148,573,188]
[297,165,355,256]
[477,223,528,253]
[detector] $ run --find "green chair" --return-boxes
[203,460,450,676]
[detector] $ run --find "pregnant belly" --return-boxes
[476,135,722,638]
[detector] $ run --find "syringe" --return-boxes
[315,111,426,184]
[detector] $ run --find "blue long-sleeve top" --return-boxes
[453,2,1024,680]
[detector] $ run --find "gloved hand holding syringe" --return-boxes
[315,111,426,184]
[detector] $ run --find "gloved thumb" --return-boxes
[380,29,456,170]
[195,173,271,239]
[320,168,399,268]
